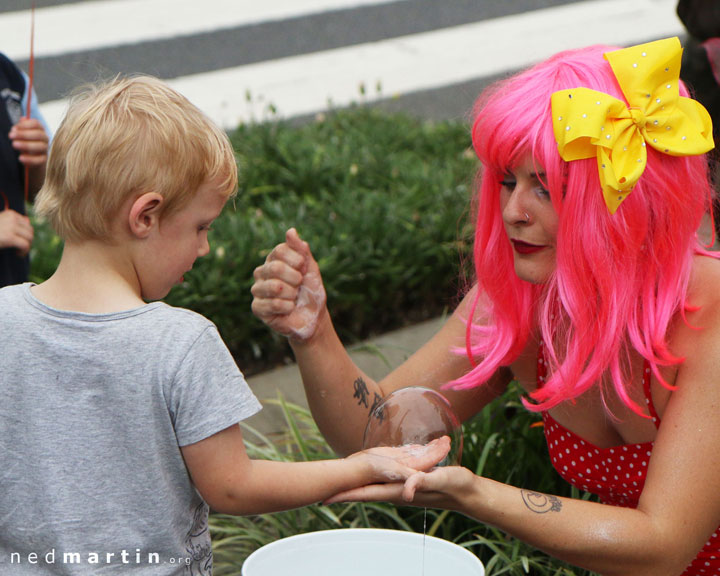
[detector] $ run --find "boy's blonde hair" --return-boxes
[36,75,238,241]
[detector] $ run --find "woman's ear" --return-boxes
[128,192,164,239]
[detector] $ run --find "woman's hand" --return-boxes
[400,465,476,504]
[325,459,476,509]
[251,228,327,341]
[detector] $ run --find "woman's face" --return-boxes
[499,156,559,284]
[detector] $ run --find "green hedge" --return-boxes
[30,106,477,374]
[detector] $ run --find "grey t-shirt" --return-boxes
[0,284,262,574]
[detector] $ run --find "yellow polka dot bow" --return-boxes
[551,37,714,214]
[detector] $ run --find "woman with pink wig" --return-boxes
[252,37,718,575]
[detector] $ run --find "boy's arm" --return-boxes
[180,423,450,516]
[325,288,720,576]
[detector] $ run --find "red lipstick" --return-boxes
[511,240,545,254]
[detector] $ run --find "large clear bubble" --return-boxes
[362,387,463,466]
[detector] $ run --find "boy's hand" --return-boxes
[251,228,327,341]
[9,117,49,168]
[339,436,451,492]
[0,209,34,256]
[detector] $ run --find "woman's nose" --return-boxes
[502,188,532,226]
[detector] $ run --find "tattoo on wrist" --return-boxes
[520,490,562,514]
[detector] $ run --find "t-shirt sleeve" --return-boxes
[168,325,262,446]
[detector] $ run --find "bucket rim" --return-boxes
[242,527,484,574]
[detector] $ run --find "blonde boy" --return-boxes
[0,76,448,575]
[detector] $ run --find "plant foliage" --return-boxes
[212,390,597,576]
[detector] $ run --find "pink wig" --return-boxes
[451,44,715,414]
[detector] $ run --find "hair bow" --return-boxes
[551,37,714,214]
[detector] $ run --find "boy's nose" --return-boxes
[198,238,210,258]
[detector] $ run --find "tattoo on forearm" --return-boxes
[369,392,383,417]
[520,490,562,514]
[353,377,370,408]
[353,379,385,422]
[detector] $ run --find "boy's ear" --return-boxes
[128,192,164,239]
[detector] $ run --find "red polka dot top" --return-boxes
[537,344,720,575]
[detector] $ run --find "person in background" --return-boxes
[0,51,50,287]
[676,0,720,243]
[677,0,720,129]
[252,37,720,575]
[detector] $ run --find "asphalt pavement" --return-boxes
[0,0,685,132]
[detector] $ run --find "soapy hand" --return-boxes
[347,436,452,486]
[251,228,327,341]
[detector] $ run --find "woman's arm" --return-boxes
[251,229,509,455]
[326,282,720,576]
[291,295,509,455]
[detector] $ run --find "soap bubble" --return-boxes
[363,387,463,466]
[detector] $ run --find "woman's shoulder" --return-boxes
[674,254,720,351]
[688,254,720,308]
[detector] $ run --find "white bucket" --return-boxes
[241,528,484,576]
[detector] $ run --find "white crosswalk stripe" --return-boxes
[0,0,407,60]
[4,0,685,132]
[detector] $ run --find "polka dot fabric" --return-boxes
[538,344,720,574]
[543,413,651,508]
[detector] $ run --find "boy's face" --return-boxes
[140,179,229,301]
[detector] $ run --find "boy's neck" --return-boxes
[31,239,148,314]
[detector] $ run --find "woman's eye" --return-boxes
[499,174,549,198]
[534,185,551,198]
